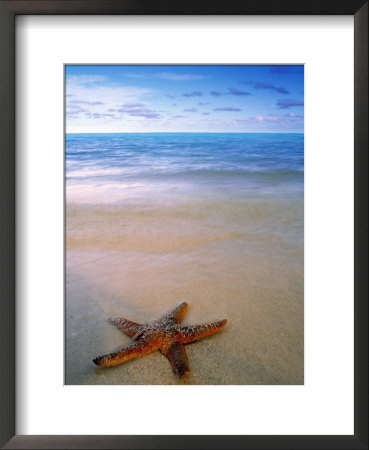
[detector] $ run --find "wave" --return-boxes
[66,166,303,182]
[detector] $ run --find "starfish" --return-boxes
[93,302,227,377]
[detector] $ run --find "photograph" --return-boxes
[65,64,304,385]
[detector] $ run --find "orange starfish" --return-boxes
[93,302,227,377]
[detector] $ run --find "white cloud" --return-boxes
[156,72,206,81]
[247,113,303,123]
[66,74,154,114]
[66,80,155,131]
[66,75,107,86]
[123,72,207,81]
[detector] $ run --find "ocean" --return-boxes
[65,133,304,385]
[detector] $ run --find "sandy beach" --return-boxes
[66,189,303,385]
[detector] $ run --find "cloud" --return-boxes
[198,102,209,106]
[66,75,107,86]
[65,78,155,125]
[284,112,303,119]
[69,100,104,105]
[183,108,197,112]
[157,72,206,81]
[66,104,88,117]
[67,104,86,111]
[67,97,163,121]
[183,91,202,97]
[213,106,241,112]
[203,112,210,115]
[66,83,153,112]
[66,105,87,118]
[276,99,304,109]
[171,115,185,119]
[126,72,207,81]
[84,112,115,119]
[211,89,251,96]
[247,113,303,123]
[253,82,289,94]
[120,102,145,108]
[117,102,160,119]
[228,87,251,96]
[250,115,281,123]
[240,81,289,94]
[130,111,160,119]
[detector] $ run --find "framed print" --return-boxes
[0,1,367,449]
[65,63,304,386]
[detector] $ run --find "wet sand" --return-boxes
[65,195,303,385]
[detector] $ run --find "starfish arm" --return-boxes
[163,343,190,378]
[93,339,156,367]
[179,319,227,344]
[110,317,143,339]
[161,301,188,323]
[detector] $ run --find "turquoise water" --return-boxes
[66,133,303,205]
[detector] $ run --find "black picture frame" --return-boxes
[0,1,367,449]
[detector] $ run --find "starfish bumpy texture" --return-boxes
[93,302,227,377]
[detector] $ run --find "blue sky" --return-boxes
[66,65,304,133]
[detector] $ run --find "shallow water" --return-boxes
[65,133,304,384]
